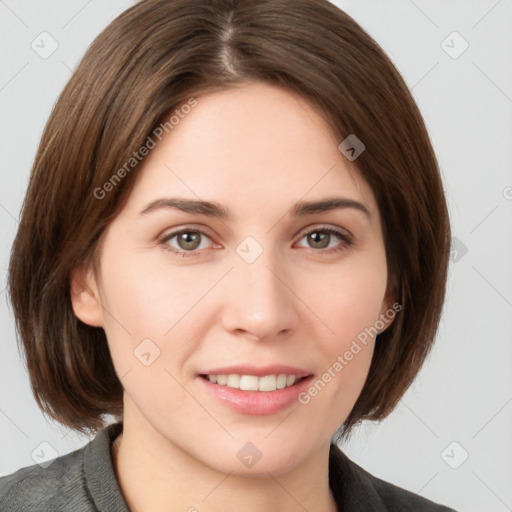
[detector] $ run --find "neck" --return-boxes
[112,420,338,512]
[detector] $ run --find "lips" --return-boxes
[197,365,314,415]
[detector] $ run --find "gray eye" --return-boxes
[306,231,331,249]
[176,232,202,250]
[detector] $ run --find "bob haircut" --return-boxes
[8,0,450,438]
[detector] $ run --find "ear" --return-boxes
[70,262,104,327]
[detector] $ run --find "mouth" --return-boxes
[197,366,314,415]
[199,373,310,392]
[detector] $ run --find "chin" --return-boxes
[192,434,320,478]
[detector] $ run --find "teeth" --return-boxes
[205,373,304,392]
[227,374,240,388]
[276,374,287,389]
[240,375,259,391]
[258,375,276,392]
[286,375,296,386]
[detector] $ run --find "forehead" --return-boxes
[124,82,378,219]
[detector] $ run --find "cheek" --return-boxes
[95,245,218,377]
[95,254,199,415]
[297,255,387,417]
[309,255,388,347]
[98,243,198,332]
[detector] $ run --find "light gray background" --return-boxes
[1,1,511,511]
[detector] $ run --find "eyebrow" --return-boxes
[139,196,371,220]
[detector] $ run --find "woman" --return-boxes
[1,0,456,510]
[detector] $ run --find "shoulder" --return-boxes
[366,469,457,511]
[0,445,94,512]
[0,422,126,512]
[329,443,458,511]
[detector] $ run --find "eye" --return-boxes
[159,225,353,258]
[295,226,353,254]
[159,228,216,257]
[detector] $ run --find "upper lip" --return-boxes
[199,365,312,378]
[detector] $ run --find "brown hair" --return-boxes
[8,0,450,438]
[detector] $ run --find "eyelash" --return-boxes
[158,225,353,258]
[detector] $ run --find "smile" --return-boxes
[198,368,315,415]
[201,373,306,392]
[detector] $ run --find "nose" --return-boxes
[220,245,300,342]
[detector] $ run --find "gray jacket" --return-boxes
[0,422,457,511]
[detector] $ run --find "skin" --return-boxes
[71,81,393,512]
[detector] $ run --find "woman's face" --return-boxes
[74,81,391,475]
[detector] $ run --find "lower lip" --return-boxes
[197,375,314,415]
